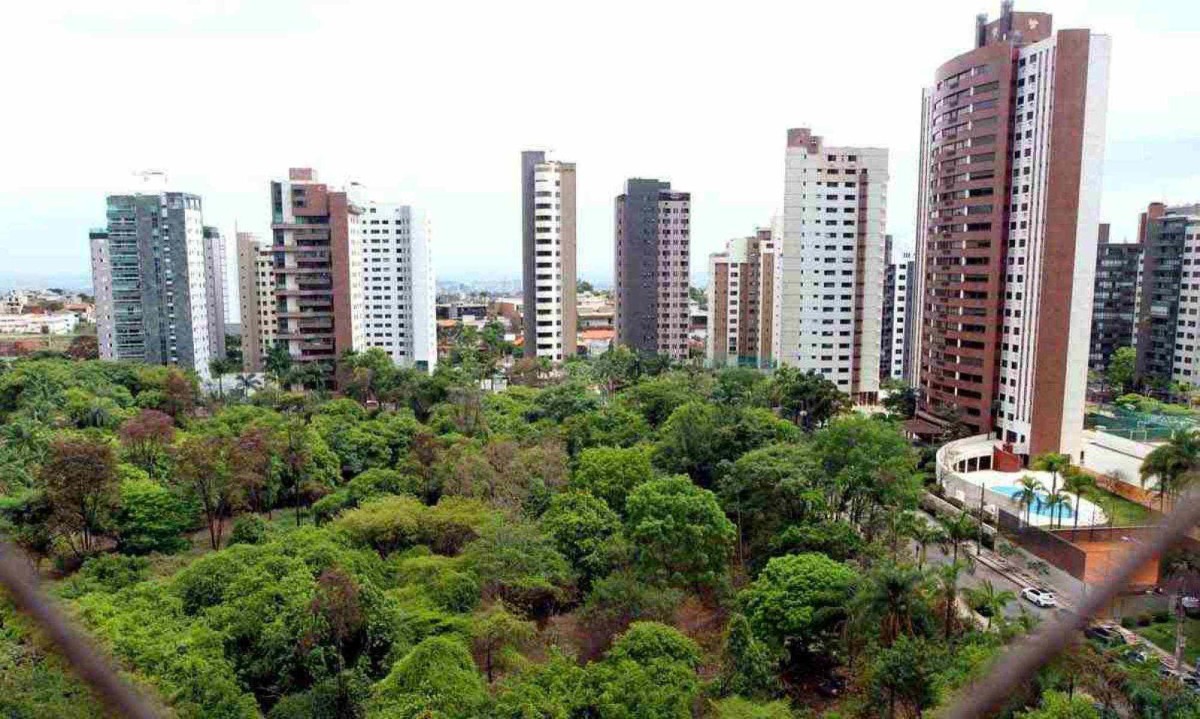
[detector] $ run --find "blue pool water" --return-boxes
[989,485,1075,520]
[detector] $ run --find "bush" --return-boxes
[113,478,192,555]
[334,495,424,557]
[311,489,352,525]
[1153,610,1170,624]
[1137,613,1152,627]
[1120,616,1135,629]
[76,554,150,593]
[228,515,268,546]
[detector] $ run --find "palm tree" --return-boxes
[1012,475,1045,528]
[962,579,1016,629]
[1043,490,1071,529]
[943,512,977,563]
[208,357,236,400]
[1062,469,1096,532]
[854,563,927,647]
[1033,452,1071,499]
[934,561,964,641]
[910,521,946,571]
[235,373,262,396]
[1141,429,1200,511]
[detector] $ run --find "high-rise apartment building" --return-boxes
[360,202,437,372]
[520,151,577,362]
[1088,223,1141,373]
[881,240,915,382]
[269,168,364,365]
[910,2,1111,460]
[775,127,888,403]
[236,232,276,373]
[202,226,228,362]
[89,187,216,378]
[614,179,691,361]
[707,227,776,367]
[1134,203,1200,386]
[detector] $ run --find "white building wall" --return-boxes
[778,138,888,398]
[360,202,436,372]
[888,252,912,379]
[90,235,115,360]
[182,206,212,379]
[531,162,569,362]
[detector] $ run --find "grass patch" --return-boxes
[1093,488,1155,526]
[1138,615,1200,667]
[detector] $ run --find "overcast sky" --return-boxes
[2,1,1197,299]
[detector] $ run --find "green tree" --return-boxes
[463,520,575,618]
[962,579,1015,629]
[625,475,735,589]
[540,491,624,585]
[942,511,978,563]
[584,622,702,719]
[1106,346,1136,395]
[1016,690,1101,719]
[113,476,192,554]
[471,603,536,683]
[717,442,823,566]
[571,445,655,515]
[881,381,917,419]
[118,408,176,479]
[934,561,964,640]
[864,636,944,719]
[370,636,488,718]
[708,697,794,719]
[653,401,721,484]
[1062,468,1096,533]
[265,341,294,386]
[738,553,859,664]
[719,613,779,698]
[1032,452,1072,503]
[767,366,850,430]
[852,563,930,646]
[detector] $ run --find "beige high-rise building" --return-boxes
[236,232,276,372]
[707,227,776,368]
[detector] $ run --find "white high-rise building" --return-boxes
[203,226,228,362]
[521,151,577,363]
[360,202,437,372]
[774,127,889,403]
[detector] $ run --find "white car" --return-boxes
[1021,587,1058,608]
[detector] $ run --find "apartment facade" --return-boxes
[202,226,228,362]
[707,227,776,367]
[269,168,364,365]
[236,232,276,372]
[1134,203,1200,386]
[360,202,437,372]
[520,151,577,362]
[910,3,1111,460]
[614,179,691,361]
[1088,223,1141,373]
[775,127,888,403]
[89,191,215,378]
[881,241,915,381]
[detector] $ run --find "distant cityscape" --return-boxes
[6,2,1196,471]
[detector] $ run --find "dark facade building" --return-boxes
[90,189,216,378]
[910,2,1111,460]
[614,179,691,361]
[1088,223,1141,373]
[1135,203,1200,386]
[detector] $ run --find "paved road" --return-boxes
[923,540,1058,621]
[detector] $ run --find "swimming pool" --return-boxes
[990,485,1074,520]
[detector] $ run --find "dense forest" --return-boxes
[0,348,1193,718]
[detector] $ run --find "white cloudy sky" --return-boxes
[1,0,1197,300]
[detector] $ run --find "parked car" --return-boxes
[1085,624,1124,647]
[1182,596,1200,618]
[1021,587,1058,608]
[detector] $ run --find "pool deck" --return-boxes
[953,468,1108,527]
